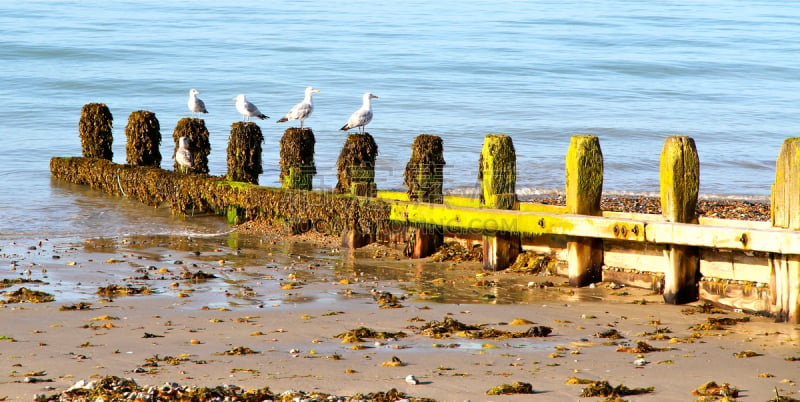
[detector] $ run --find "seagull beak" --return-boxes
[314,89,321,93]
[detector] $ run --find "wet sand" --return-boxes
[1,224,799,401]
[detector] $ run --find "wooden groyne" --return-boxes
[54,106,800,323]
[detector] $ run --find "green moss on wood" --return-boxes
[478,134,516,209]
[79,103,113,160]
[771,137,800,229]
[565,135,603,215]
[659,136,699,223]
[279,127,316,190]
[227,122,264,184]
[335,133,378,195]
[404,134,445,203]
[172,118,211,175]
[125,110,162,167]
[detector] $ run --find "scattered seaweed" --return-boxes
[486,381,534,395]
[616,341,670,353]
[0,278,45,289]
[335,327,407,343]
[1,287,54,304]
[689,316,750,331]
[507,251,556,274]
[79,103,113,160]
[371,289,403,308]
[419,316,551,339]
[59,302,93,311]
[181,270,217,281]
[575,379,655,398]
[430,241,482,263]
[595,328,624,339]
[125,110,161,167]
[96,284,153,297]
[691,381,739,399]
[217,346,259,356]
[733,350,762,358]
[227,122,264,184]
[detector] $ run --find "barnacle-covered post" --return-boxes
[769,137,800,322]
[280,128,316,190]
[479,134,520,271]
[336,132,378,248]
[78,103,113,160]
[226,122,263,184]
[280,127,317,233]
[125,110,161,167]
[403,134,445,258]
[660,135,700,304]
[172,117,211,175]
[565,135,604,287]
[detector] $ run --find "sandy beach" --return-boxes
[1,219,798,402]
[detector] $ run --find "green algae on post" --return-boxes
[125,110,162,167]
[404,134,445,203]
[279,127,316,190]
[227,122,264,184]
[335,132,378,196]
[172,117,211,175]
[478,134,516,209]
[79,103,113,160]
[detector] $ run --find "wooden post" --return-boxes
[479,134,520,270]
[336,133,378,248]
[279,128,316,191]
[565,135,604,287]
[660,136,700,304]
[79,103,113,160]
[403,134,445,258]
[770,138,800,323]
[226,122,263,184]
[280,127,317,234]
[125,110,162,167]
[173,118,211,175]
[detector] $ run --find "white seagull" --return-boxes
[174,136,193,173]
[340,92,378,134]
[187,89,208,118]
[233,94,269,122]
[277,86,320,129]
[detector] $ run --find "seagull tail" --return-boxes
[258,114,269,120]
[276,116,288,123]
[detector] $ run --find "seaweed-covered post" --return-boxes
[79,103,113,160]
[479,134,520,271]
[403,134,445,258]
[280,127,317,233]
[226,122,264,184]
[172,117,211,175]
[336,133,378,248]
[770,137,800,323]
[125,110,161,167]
[565,135,604,287]
[280,128,316,190]
[660,135,700,304]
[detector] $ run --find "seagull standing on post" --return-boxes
[233,94,269,122]
[174,136,193,173]
[340,92,378,134]
[277,87,320,129]
[187,89,208,118]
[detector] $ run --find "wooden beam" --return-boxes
[565,135,604,286]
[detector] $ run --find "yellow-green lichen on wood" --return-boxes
[279,127,316,190]
[125,110,161,167]
[565,135,603,215]
[79,103,113,160]
[404,134,445,203]
[172,118,211,175]
[659,136,699,223]
[478,134,516,210]
[771,137,800,230]
[226,122,264,184]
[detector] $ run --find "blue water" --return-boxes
[1,0,798,240]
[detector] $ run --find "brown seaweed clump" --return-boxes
[486,381,534,395]
[1,287,55,304]
[172,117,211,174]
[430,241,482,262]
[335,132,378,196]
[279,127,316,190]
[96,284,153,297]
[691,381,739,398]
[508,251,556,274]
[417,316,550,339]
[579,380,655,398]
[78,103,113,160]
[335,327,407,343]
[404,134,445,203]
[227,122,264,184]
[125,110,162,167]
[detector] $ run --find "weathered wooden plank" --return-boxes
[565,135,604,286]
[479,134,520,270]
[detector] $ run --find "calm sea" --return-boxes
[1,0,798,241]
